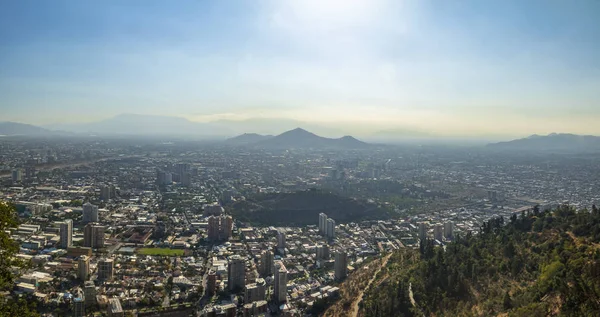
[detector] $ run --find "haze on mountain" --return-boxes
[251,128,370,149]
[488,133,600,152]
[0,121,53,136]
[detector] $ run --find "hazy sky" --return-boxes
[1,0,599,136]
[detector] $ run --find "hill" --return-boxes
[255,128,370,149]
[335,205,600,317]
[228,189,390,226]
[0,122,52,136]
[488,133,600,152]
[224,133,273,145]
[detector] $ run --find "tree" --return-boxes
[0,201,39,317]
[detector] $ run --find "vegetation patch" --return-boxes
[137,248,184,256]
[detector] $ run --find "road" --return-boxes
[350,253,392,317]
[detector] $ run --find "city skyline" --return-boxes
[1,0,600,137]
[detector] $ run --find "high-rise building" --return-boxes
[228,255,246,292]
[180,172,191,187]
[316,244,330,261]
[277,231,286,253]
[418,222,427,242]
[84,223,105,248]
[220,215,233,240]
[244,278,266,303]
[60,219,73,249]
[11,169,22,182]
[207,215,233,241]
[334,251,348,281]
[319,213,328,235]
[73,288,85,317]
[326,218,336,239]
[259,250,274,277]
[78,255,90,281]
[82,203,99,223]
[207,270,217,296]
[208,216,220,240]
[273,261,288,303]
[100,185,115,201]
[98,259,114,281]
[434,224,443,242]
[444,222,454,240]
[84,281,96,307]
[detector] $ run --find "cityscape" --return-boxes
[2,1,600,316]
[1,131,599,316]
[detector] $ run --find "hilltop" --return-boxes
[228,189,390,226]
[224,133,273,145]
[254,128,370,149]
[488,133,600,152]
[329,205,600,316]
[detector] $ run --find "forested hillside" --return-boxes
[357,205,600,316]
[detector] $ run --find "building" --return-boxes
[220,215,233,240]
[418,222,427,242]
[434,224,443,242]
[316,244,330,261]
[319,213,328,235]
[11,169,22,182]
[207,216,220,240]
[444,222,454,240]
[180,172,191,187]
[207,215,233,241]
[108,297,124,317]
[84,281,97,307]
[84,223,105,248]
[82,203,99,223]
[259,250,274,277]
[273,261,288,303]
[243,300,268,317]
[228,255,246,292]
[326,218,336,239]
[60,219,73,249]
[73,288,85,317]
[98,259,114,281]
[334,251,348,281]
[78,255,90,281]
[277,231,286,253]
[100,184,115,201]
[244,278,266,303]
[206,270,217,296]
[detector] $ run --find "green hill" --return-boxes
[351,205,600,316]
[228,189,390,226]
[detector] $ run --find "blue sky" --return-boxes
[1,0,599,136]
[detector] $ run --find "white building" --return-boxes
[326,218,336,239]
[273,261,288,303]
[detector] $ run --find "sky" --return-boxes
[1,0,599,137]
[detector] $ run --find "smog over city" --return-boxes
[1,1,600,317]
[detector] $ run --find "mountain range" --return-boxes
[0,121,53,136]
[225,128,370,149]
[488,133,600,151]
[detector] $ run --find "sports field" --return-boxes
[137,248,184,256]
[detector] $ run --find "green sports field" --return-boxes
[137,248,184,256]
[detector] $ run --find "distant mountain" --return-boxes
[255,128,370,149]
[212,118,345,137]
[224,133,273,145]
[229,189,390,226]
[0,122,52,136]
[488,133,600,151]
[45,114,232,137]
